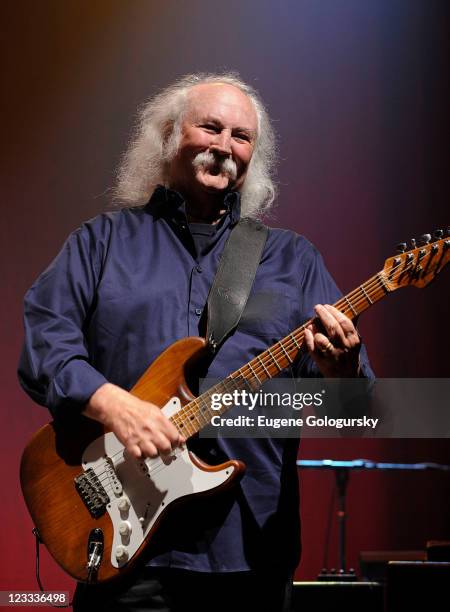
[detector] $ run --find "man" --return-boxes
[19,73,373,611]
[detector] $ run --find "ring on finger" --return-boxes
[321,340,334,354]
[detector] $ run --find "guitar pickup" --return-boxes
[104,457,123,496]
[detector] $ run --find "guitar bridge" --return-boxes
[75,468,110,518]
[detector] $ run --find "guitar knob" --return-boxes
[396,242,407,253]
[119,521,132,537]
[410,238,417,249]
[118,497,130,512]
[434,229,443,239]
[115,545,129,561]
[419,233,431,245]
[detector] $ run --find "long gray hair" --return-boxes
[113,72,277,218]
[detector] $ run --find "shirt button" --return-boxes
[195,308,202,316]
[196,265,203,273]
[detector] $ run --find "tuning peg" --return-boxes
[419,233,431,245]
[410,238,417,249]
[434,229,444,240]
[447,227,450,237]
[396,242,407,253]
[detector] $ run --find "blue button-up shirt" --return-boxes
[18,186,373,572]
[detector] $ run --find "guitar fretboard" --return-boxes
[170,270,391,437]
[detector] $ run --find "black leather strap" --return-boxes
[206,218,268,353]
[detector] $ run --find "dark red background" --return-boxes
[2,0,449,601]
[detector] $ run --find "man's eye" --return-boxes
[201,124,219,132]
[233,133,250,142]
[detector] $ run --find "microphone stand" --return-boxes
[297,459,450,581]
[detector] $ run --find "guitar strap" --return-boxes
[205,217,269,354]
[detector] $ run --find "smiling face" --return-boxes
[166,83,258,203]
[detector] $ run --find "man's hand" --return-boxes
[304,304,361,378]
[84,383,185,459]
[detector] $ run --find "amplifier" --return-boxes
[292,581,383,612]
[387,561,450,612]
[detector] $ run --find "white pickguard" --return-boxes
[81,397,235,568]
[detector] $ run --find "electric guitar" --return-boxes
[20,230,450,583]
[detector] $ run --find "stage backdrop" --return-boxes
[2,0,449,603]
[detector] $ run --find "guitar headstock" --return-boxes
[382,228,450,290]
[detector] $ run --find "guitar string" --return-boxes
[89,244,446,488]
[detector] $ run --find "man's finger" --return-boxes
[323,305,361,349]
[314,304,347,346]
[323,305,357,332]
[304,327,315,352]
[139,440,159,459]
[146,403,183,445]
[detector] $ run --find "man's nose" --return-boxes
[210,130,232,156]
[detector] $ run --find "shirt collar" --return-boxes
[146,185,241,226]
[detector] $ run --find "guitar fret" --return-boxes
[194,400,209,426]
[256,355,270,377]
[180,401,204,434]
[186,409,201,431]
[378,273,390,293]
[181,419,194,437]
[267,347,282,371]
[344,295,358,316]
[178,407,193,428]
[290,333,301,350]
[224,377,242,395]
[360,285,373,305]
[192,411,202,429]
[243,377,253,390]
[247,362,261,384]
[232,371,254,391]
[279,343,293,364]
[220,379,233,395]
[199,396,211,415]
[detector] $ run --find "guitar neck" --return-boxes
[170,270,390,438]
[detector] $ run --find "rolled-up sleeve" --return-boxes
[18,219,109,418]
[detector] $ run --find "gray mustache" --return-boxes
[192,151,237,180]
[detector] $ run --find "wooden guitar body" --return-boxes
[20,337,245,583]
